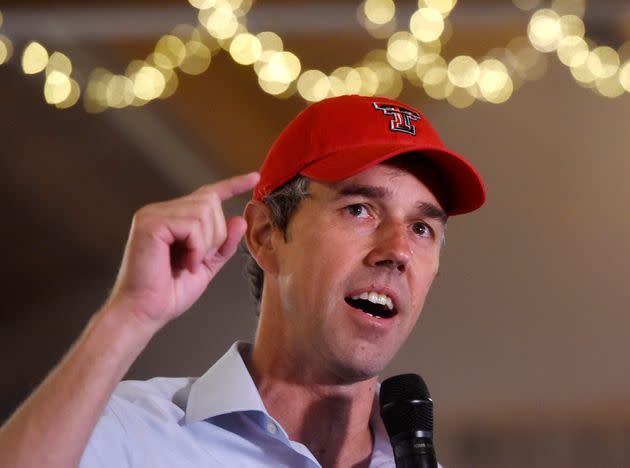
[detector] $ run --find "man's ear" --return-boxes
[244,200,279,275]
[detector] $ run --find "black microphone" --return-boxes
[379,373,438,468]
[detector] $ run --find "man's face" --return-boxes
[268,160,446,383]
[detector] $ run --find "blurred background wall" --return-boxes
[2,1,630,466]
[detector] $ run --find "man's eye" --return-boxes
[346,204,369,218]
[412,222,433,238]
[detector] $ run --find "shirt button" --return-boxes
[266,422,278,434]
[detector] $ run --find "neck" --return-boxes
[247,337,377,468]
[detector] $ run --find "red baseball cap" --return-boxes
[253,95,486,215]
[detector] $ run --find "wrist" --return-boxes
[92,298,161,358]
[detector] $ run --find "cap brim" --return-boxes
[300,143,486,216]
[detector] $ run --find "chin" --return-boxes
[319,336,400,383]
[330,355,390,384]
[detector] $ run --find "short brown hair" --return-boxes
[242,175,310,306]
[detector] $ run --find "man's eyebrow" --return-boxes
[417,203,448,225]
[334,183,448,224]
[335,183,389,200]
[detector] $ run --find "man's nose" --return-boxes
[366,221,412,273]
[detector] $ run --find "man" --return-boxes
[0,95,485,467]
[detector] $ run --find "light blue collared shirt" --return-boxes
[80,342,395,467]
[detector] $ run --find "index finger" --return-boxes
[206,172,260,201]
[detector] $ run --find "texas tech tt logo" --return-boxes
[373,102,421,136]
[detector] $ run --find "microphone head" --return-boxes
[379,373,434,439]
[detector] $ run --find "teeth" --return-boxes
[351,291,394,310]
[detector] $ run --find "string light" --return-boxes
[364,0,396,25]
[447,56,480,88]
[22,42,49,74]
[524,0,630,99]
[0,1,628,111]
[229,33,262,65]
[19,42,82,109]
[298,69,331,102]
[387,32,420,71]
[0,35,12,66]
[0,10,13,67]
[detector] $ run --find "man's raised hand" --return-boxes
[106,171,260,332]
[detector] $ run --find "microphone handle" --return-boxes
[392,436,437,468]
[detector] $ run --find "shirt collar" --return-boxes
[185,341,266,424]
[185,341,394,462]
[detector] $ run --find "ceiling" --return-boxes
[2,2,630,464]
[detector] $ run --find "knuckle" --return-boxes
[206,190,221,206]
[192,188,220,209]
[193,215,206,233]
[196,185,216,198]
[132,203,168,234]
[135,201,163,217]
[212,220,228,244]
[134,205,149,218]
[132,205,153,225]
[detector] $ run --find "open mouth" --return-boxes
[344,292,397,319]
